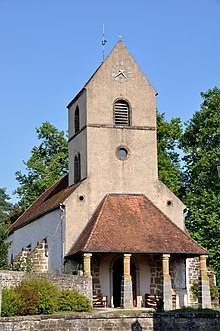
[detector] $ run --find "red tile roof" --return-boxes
[8,175,80,234]
[67,194,207,256]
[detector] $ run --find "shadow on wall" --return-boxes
[131,320,142,331]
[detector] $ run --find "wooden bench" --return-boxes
[144,292,177,309]
[93,294,108,308]
[144,294,159,308]
[172,289,176,309]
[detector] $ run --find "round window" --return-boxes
[116,146,129,160]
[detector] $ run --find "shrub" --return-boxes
[190,282,199,301]
[190,281,219,301]
[1,288,21,317]
[210,283,219,300]
[8,256,33,272]
[15,283,40,315]
[2,278,91,316]
[58,289,92,312]
[15,278,59,314]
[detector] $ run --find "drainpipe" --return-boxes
[59,204,65,270]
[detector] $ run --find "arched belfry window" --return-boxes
[75,106,80,134]
[74,153,81,183]
[114,100,130,126]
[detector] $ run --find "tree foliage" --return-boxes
[14,122,68,210]
[181,87,220,282]
[157,111,183,197]
[0,187,12,268]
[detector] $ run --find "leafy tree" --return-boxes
[9,203,23,224]
[157,111,183,197]
[0,188,12,267]
[0,188,12,223]
[14,122,68,210]
[181,87,220,283]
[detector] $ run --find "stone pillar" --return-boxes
[121,254,133,309]
[83,253,92,278]
[198,255,211,308]
[162,254,172,310]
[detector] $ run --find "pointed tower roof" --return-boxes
[68,40,156,108]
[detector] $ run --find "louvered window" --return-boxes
[114,100,130,126]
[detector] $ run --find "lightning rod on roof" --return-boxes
[102,24,107,62]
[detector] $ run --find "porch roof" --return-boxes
[67,194,208,256]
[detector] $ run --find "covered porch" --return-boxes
[66,194,211,309]
[79,251,210,310]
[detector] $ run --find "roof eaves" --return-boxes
[67,87,86,109]
[67,250,208,257]
[142,194,208,254]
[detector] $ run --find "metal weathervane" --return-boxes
[102,24,107,61]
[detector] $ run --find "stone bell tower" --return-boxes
[67,41,158,195]
[65,40,185,253]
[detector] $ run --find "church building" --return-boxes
[7,41,211,309]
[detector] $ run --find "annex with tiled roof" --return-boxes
[67,194,207,256]
[8,175,80,234]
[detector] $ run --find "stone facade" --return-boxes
[0,312,219,331]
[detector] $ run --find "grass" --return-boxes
[93,306,220,315]
[167,307,220,313]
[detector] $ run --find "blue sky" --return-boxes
[0,0,219,202]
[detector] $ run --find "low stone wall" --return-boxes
[0,270,92,302]
[0,311,219,331]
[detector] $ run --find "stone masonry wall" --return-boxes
[188,257,217,306]
[29,239,48,272]
[91,255,101,294]
[148,255,163,295]
[0,312,219,331]
[0,271,92,302]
